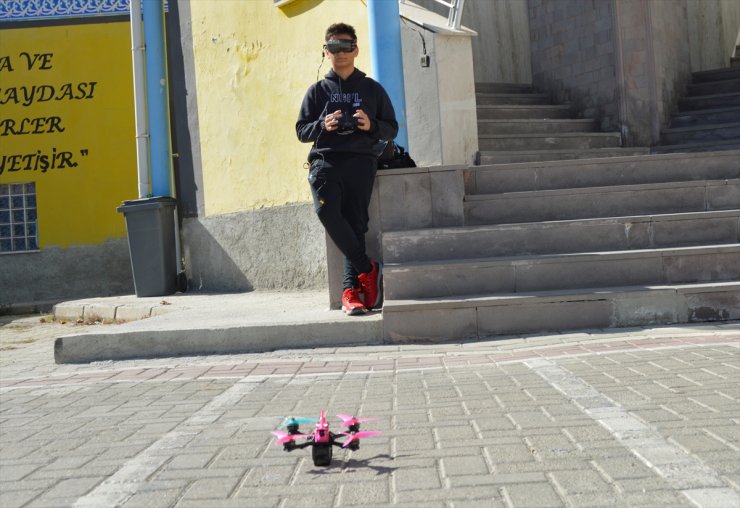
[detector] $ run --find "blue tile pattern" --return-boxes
[0,0,166,22]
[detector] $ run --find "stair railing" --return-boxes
[400,0,466,30]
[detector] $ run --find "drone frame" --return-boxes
[273,410,380,466]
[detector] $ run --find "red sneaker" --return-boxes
[358,261,383,310]
[342,288,367,316]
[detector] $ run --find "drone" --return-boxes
[271,410,382,466]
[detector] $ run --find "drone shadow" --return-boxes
[307,453,405,476]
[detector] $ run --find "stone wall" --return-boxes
[648,0,692,134]
[612,0,692,146]
[528,0,619,132]
[412,0,532,84]
[0,240,134,311]
[528,0,708,147]
[688,0,740,71]
[180,203,327,293]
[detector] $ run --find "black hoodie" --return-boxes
[296,68,398,161]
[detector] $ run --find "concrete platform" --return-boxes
[52,291,383,364]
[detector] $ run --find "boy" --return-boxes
[296,23,398,315]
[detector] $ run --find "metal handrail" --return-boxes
[400,0,466,29]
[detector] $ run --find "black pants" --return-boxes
[308,153,376,289]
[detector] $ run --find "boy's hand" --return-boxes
[324,110,342,132]
[354,109,371,131]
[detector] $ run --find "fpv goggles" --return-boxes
[324,39,357,54]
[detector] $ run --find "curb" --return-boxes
[53,315,383,363]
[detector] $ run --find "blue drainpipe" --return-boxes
[367,0,409,148]
[143,0,172,197]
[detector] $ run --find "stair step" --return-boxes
[464,178,740,225]
[382,282,740,340]
[652,138,740,154]
[691,67,740,83]
[384,245,740,300]
[660,122,740,145]
[467,150,740,194]
[476,104,572,120]
[475,82,534,94]
[478,147,649,164]
[679,91,740,110]
[671,106,740,126]
[476,92,551,106]
[479,132,621,151]
[477,118,597,135]
[687,78,740,96]
[382,211,740,263]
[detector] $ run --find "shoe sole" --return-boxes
[343,306,368,316]
[366,262,383,310]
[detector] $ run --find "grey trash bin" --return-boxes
[117,197,177,297]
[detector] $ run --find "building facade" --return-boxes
[2,0,738,310]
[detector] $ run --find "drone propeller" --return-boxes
[340,430,382,448]
[336,413,381,428]
[277,416,319,429]
[271,430,309,445]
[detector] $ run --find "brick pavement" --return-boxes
[1,315,739,507]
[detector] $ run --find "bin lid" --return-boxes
[116,196,177,214]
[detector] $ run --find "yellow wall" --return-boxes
[189,0,370,216]
[0,22,137,247]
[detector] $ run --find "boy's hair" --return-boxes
[325,23,357,41]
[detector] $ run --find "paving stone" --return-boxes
[452,471,546,486]
[180,477,241,499]
[485,442,537,463]
[0,489,40,508]
[395,485,504,503]
[549,469,615,496]
[337,479,390,505]
[592,456,658,480]
[616,488,691,506]
[501,482,563,507]
[166,453,219,470]
[394,433,436,452]
[176,499,280,508]
[0,462,45,482]
[442,455,490,476]
[119,488,183,508]
[393,467,443,491]
[37,477,102,499]
[154,467,249,482]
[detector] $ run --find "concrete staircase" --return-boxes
[476,82,649,164]
[379,150,740,341]
[654,60,740,153]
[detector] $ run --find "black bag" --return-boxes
[376,141,416,170]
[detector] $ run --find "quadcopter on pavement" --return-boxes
[271,410,382,466]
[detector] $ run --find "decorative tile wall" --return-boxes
[0,0,167,22]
